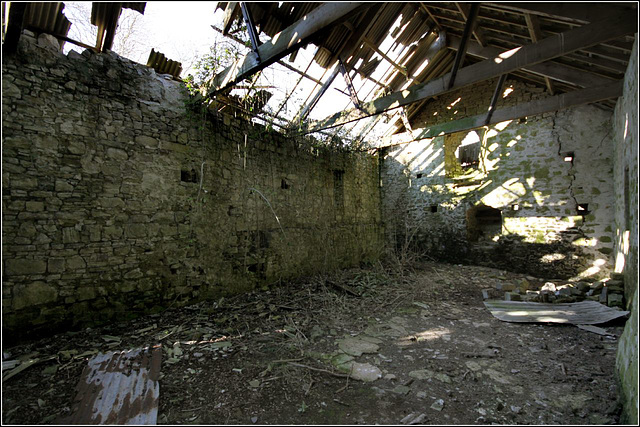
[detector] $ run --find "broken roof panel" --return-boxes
[62,345,162,425]
[484,300,630,325]
[210,2,635,143]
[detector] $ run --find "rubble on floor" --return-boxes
[1,261,627,425]
[483,273,627,308]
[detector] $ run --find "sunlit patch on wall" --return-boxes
[494,120,512,131]
[503,86,514,98]
[541,253,566,263]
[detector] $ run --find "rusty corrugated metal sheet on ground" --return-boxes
[62,345,162,425]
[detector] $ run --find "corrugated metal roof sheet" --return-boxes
[62,345,162,425]
[147,48,183,79]
[484,300,630,324]
[22,2,71,49]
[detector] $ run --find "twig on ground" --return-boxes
[287,362,349,378]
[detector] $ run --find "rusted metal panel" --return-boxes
[63,345,161,425]
[147,49,183,79]
[484,300,630,325]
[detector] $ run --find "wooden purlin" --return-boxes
[380,80,623,148]
[303,10,636,134]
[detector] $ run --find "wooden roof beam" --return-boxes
[524,13,554,95]
[456,2,486,46]
[222,2,240,35]
[447,35,613,89]
[207,2,369,96]
[448,3,479,89]
[382,80,623,147]
[484,2,636,24]
[303,10,635,133]
[3,2,27,55]
[420,3,442,31]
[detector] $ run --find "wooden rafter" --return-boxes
[448,3,479,89]
[483,2,635,24]
[382,80,623,147]
[420,3,442,31]
[485,73,508,125]
[448,35,614,89]
[456,2,486,46]
[222,2,240,35]
[3,2,27,55]
[303,10,635,134]
[207,2,369,95]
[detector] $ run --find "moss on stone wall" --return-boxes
[1,33,383,341]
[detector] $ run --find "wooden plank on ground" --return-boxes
[303,10,634,133]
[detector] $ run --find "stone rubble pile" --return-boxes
[486,273,626,308]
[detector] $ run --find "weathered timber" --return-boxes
[524,13,554,94]
[381,80,623,147]
[456,2,486,46]
[485,73,508,125]
[484,2,635,24]
[207,2,368,95]
[448,3,479,89]
[222,2,240,35]
[448,35,614,88]
[304,11,634,133]
[3,2,27,55]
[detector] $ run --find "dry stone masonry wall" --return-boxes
[380,77,616,280]
[2,33,383,339]
[613,35,638,426]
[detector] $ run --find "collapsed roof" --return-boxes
[209,2,637,145]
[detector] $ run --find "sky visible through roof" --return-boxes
[62,2,413,143]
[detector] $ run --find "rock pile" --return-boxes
[487,273,626,308]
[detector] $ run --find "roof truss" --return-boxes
[303,9,635,134]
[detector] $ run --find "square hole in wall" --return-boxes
[562,151,574,162]
[417,173,423,179]
[281,179,290,189]
[430,205,438,213]
[181,168,198,183]
[512,204,519,211]
[577,203,590,215]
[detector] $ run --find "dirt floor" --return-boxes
[2,260,627,425]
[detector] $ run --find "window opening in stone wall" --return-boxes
[445,130,482,177]
[457,131,481,168]
[181,168,198,183]
[466,205,502,242]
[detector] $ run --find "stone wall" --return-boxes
[380,77,615,279]
[613,35,638,425]
[2,33,383,340]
